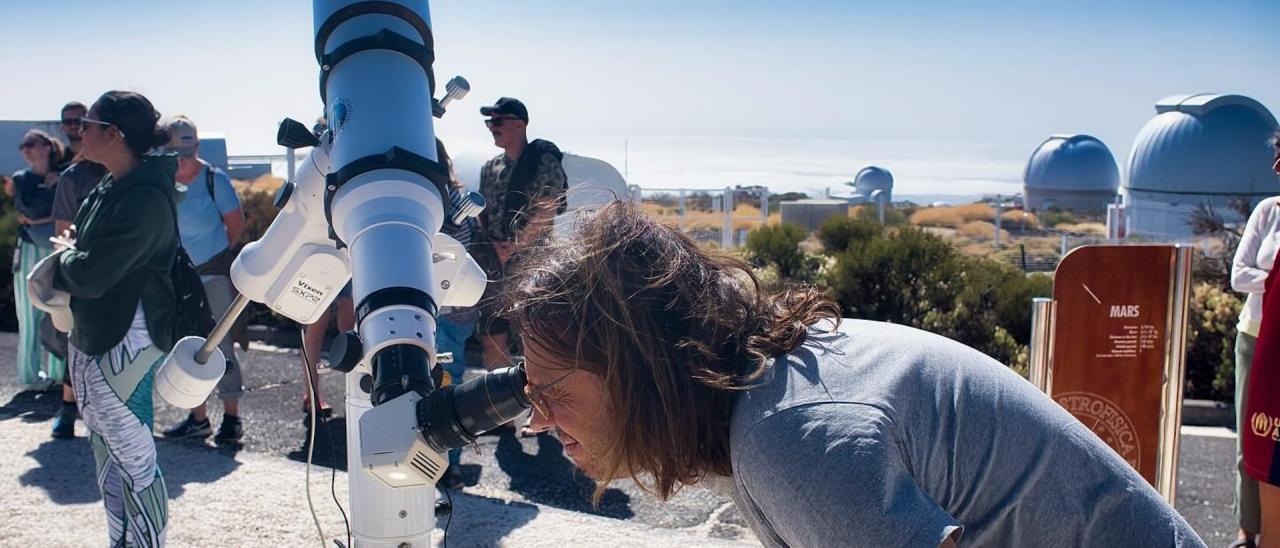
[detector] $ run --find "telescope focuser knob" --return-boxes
[327,330,363,373]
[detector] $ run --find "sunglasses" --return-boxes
[61,118,83,127]
[79,116,113,129]
[18,140,45,150]
[484,116,522,127]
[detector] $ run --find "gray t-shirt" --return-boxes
[725,320,1204,548]
[52,160,106,224]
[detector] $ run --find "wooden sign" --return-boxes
[1047,245,1190,495]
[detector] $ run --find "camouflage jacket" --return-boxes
[477,139,567,243]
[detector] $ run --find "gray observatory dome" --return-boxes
[852,166,893,203]
[1022,134,1119,212]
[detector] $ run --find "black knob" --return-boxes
[273,181,295,210]
[327,330,363,373]
[277,117,321,149]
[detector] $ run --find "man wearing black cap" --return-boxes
[475,98,567,382]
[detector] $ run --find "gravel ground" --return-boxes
[0,412,757,547]
[0,333,1241,546]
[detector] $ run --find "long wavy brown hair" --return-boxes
[504,200,840,501]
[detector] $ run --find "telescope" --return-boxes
[153,2,530,545]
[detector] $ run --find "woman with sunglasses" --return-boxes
[50,91,179,546]
[10,129,70,389]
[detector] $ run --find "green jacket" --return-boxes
[54,155,179,356]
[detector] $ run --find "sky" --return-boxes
[1,0,1276,197]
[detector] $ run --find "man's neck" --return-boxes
[503,138,529,162]
[67,140,81,156]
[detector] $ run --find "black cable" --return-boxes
[300,325,352,547]
[441,486,453,548]
[322,412,351,548]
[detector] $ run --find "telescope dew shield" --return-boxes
[415,366,530,452]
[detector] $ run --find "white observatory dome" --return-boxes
[1022,134,1119,211]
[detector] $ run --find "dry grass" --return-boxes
[956,221,1011,242]
[1054,222,1107,236]
[909,204,1039,229]
[911,204,995,227]
[1002,209,1039,228]
[232,174,284,195]
[959,242,996,257]
[644,202,769,232]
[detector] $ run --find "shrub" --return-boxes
[1037,210,1075,228]
[956,221,1007,240]
[744,223,811,280]
[1186,283,1242,401]
[852,203,909,226]
[918,257,1050,368]
[822,226,1051,370]
[1054,222,1107,236]
[824,227,961,327]
[0,186,18,331]
[1003,209,1039,229]
[817,216,881,253]
[236,186,281,248]
[909,204,996,227]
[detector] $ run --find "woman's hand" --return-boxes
[51,226,77,252]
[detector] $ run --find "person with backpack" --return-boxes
[48,90,178,546]
[156,115,247,444]
[474,96,567,437]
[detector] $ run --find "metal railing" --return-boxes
[633,186,771,248]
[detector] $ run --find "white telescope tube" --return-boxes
[314,1,445,546]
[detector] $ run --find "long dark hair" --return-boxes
[89,91,170,158]
[435,138,464,191]
[20,129,67,175]
[505,200,840,501]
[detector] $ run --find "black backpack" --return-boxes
[171,246,217,339]
[159,186,217,340]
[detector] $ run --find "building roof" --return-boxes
[1125,93,1279,197]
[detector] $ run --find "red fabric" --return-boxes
[1244,260,1280,486]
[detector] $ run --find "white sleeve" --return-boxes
[1232,200,1274,294]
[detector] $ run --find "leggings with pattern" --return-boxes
[70,311,168,547]
[14,237,66,386]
